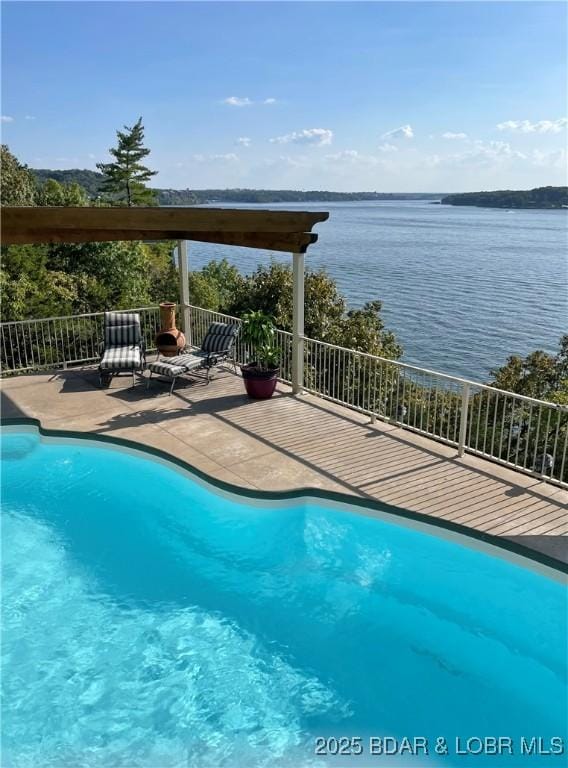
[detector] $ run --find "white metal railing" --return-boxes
[1,304,567,487]
[0,307,162,373]
[300,335,568,487]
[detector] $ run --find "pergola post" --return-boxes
[177,239,191,347]
[292,252,305,394]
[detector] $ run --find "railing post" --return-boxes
[458,382,470,457]
[292,251,305,394]
[177,240,191,347]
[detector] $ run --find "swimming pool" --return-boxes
[1,423,566,767]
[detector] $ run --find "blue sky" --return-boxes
[1,1,566,191]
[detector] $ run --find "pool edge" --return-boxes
[2,415,567,578]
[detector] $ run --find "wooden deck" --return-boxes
[1,365,567,563]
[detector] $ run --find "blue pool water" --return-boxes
[1,428,566,767]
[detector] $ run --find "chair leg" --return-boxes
[169,376,176,396]
[132,370,135,388]
[147,371,153,390]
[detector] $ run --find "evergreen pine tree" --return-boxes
[97,118,157,206]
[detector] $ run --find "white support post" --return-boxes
[292,251,305,394]
[458,382,470,457]
[177,239,191,348]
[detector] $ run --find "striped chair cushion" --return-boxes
[100,345,142,371]
[149,351,208,378]
[201,322,239,353]
[104,312,142,346]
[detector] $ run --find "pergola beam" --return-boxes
[3,228,318,253]
[1,205,329,395]
[1,206,328,245]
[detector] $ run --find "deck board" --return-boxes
[1,366,566,561]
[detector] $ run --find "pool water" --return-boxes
[1,428,566,767]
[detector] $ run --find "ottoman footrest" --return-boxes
[148,360,188,378]
[147,352,210,394]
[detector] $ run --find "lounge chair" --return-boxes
[99,311,146,388]
[147,321,239,395]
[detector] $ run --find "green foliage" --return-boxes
[441,187,568,209]
[2,239,179,321]
[32,168,105,198]
[490,336,568,405]
[46,240,153,308]
[35,178,89,206]
[201,259,243,309]
[187,258,244,312]
[240,310,279,370]
[1,145,37,205]
[97,118,157,206]
[156,188,199,205]
[29,169,444,205]
[144,242,179,304]
[224,261,402,358]
[188,272,220,310]
[158,189,442,204]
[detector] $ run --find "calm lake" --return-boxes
[188,201,567,381]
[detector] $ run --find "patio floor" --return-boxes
[1,364,567,563]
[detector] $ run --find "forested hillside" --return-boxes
[441,186,568,209]
[31,169,442,205]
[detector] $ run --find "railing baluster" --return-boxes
[532,405,543,473]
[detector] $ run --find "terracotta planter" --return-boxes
[156,302,186,357]
[240,364,279,399]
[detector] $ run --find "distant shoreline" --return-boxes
[441,186,567,210]
[30,169,567,209]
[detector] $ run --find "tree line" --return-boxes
[441,187,568,209]
[30,168,443,205]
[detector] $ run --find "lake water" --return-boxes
[188,201,567,381]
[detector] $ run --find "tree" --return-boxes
[35,178,89,206]
[490,336,568,405]
[1,145,37,205]
[46,240,154,309]
[96,118,157,206]
[223,261,402,358]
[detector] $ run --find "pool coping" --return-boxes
[2,415,567,579]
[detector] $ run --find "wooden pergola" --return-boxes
[1,206,329,392]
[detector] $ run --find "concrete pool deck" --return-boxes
[1,365,567,563]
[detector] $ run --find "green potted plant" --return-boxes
[240,310,280,399]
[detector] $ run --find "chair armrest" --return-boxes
[205,353,219,367]
[205,348,233,367]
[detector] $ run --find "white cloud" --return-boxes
[325,150,359,160]
[381,124,414,140]
[449,140,526,165]
[223,96,277,107]
[530,148,567,169]
[25,115,36,121]
[223,96,252,107]
[441,132,468,140]
[192,152,239,163]
[1,115,14,123]
[325,150,380,166]
[270,128,333,146]
[236,137,251,147]
[496,118,568,134]
[378,143,398,153]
